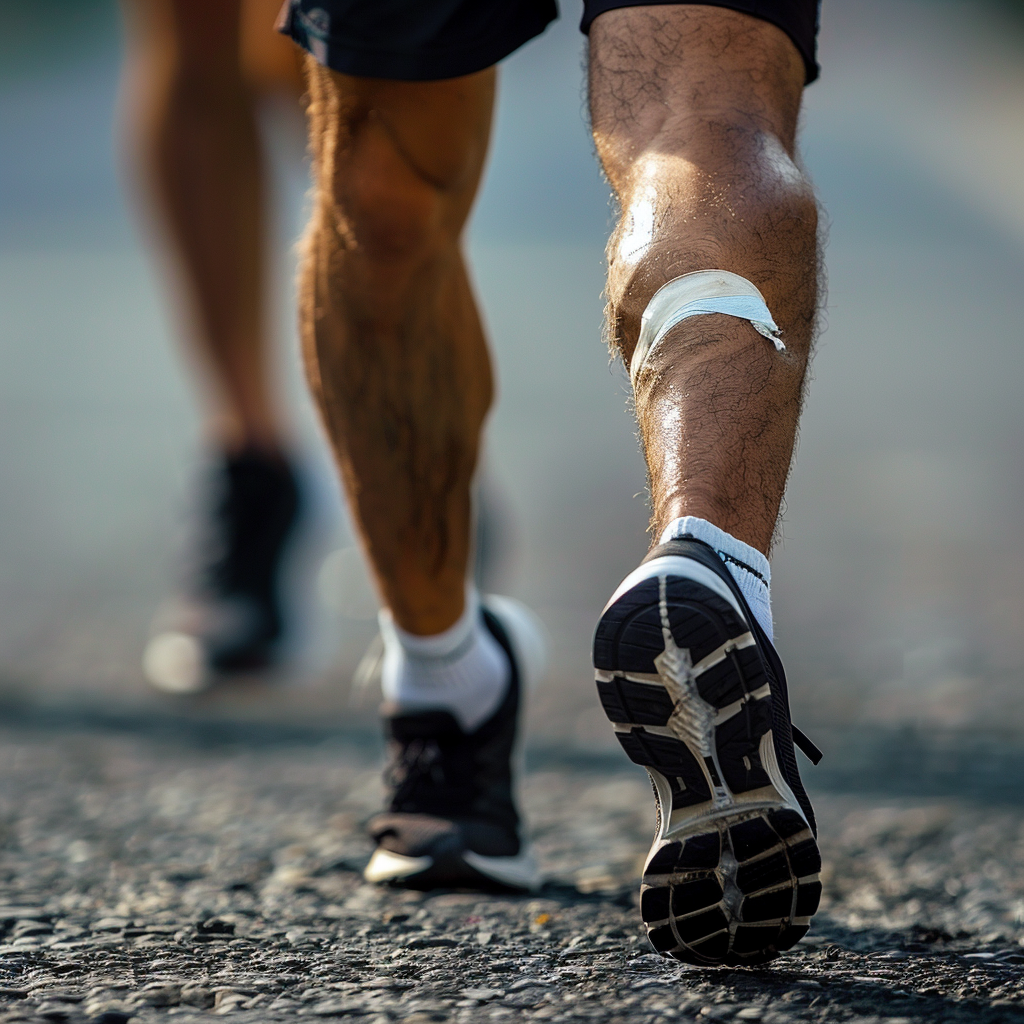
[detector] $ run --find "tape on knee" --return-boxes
[630,270,785,385]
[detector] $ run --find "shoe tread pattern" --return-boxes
[596,576,772,797]
[594,570,820,965]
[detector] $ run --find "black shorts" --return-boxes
[277,0,820,85]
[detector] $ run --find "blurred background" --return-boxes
[3,0,1024,786]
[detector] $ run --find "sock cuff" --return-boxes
[659,516,771,590]
[379,585,481,661]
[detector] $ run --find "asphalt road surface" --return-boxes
[1,724,1024,1023]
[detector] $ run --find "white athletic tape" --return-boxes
[630,270,785,384]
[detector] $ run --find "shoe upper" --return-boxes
[642,536,818,836]
[201,449,300,610]
[369,607,522,859]
[191,448,300,668]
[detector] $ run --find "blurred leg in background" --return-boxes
[120,0,306,692]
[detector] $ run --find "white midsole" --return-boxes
[603,556,746,620]
[464,849,540,891]
[363,847,540,891]
[758,728,807,828]
[364,849,432,883]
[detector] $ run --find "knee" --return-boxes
[304,63,492,291]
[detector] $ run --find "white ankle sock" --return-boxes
[379,587,510,733]
[659,516,775,643]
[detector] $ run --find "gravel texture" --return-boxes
[0,725,1022,1023]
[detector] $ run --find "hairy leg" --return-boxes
[590,5,819,554]
[301,63,496,635]
[120,0,283,451]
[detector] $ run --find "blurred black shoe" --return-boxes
[593,536,821,966]
[144,447,300,693]
[364,597,544,892]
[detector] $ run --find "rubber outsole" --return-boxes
[594,566,820,966]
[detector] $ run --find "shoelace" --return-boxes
[386,737,451,809]
[792,725,822,765]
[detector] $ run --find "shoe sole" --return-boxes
[593,556,821,966]
[364,846,540,892]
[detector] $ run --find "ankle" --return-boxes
[379,586,510,732]
[380,586,477,658]
[384,581,467,637]
[659,515,775,642]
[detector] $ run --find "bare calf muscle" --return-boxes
[301,62,496,634]
[589,6,819,552]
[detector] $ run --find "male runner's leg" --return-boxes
[122,0,302,689]
[589,6,822,964]
[300,64,544,890]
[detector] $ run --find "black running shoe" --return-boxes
[593,536,822,966]
[144,448,301,693]
[364,597,544,892]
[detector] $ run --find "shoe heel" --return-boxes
[640,807,821,965]
[484,595,547,691]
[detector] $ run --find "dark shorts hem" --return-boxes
[277,0,557,82]
[580,0,820,84]
[277,0,818,85]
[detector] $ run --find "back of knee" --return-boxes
[322,120,455,271]
[604,140,817,351]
